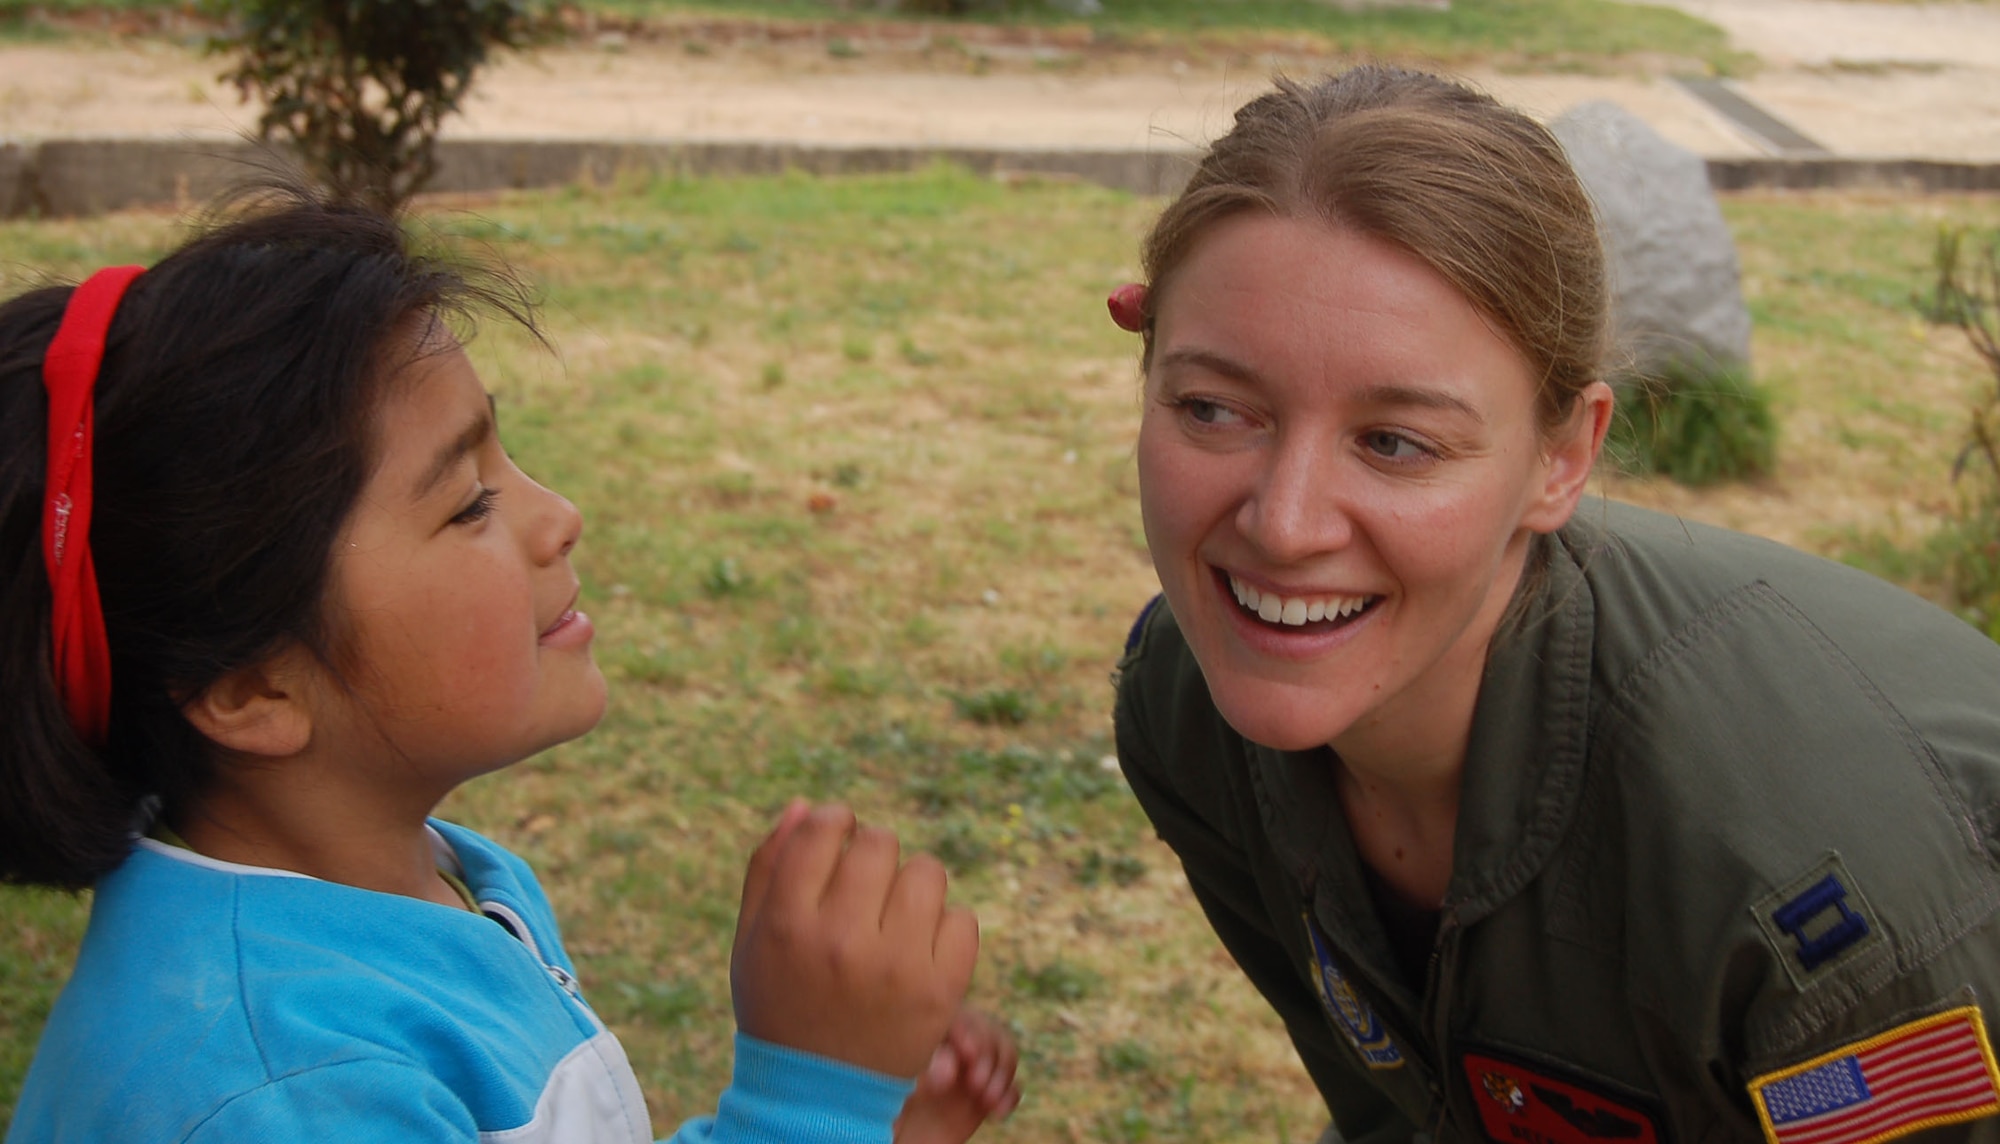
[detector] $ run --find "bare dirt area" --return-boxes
[3,0,1998,159]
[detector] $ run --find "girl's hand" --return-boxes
[730,801,980,1078]
[893,1009,1023,1144]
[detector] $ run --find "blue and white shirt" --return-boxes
[6,820,912,1143]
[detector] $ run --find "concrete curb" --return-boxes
[1706,157,2000,194]
[3,136,1997,218]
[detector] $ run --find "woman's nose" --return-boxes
[1237,436,1351,563]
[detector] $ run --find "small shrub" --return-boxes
[1917,227,1990,328]
[950,687,1032,726]
[1074,848,1146,888]
[1609,362,1777,486]
[1930,227,2000,638]
[701,556,752,598]
[1013,959,1101,1002]
[1097,1039,1155,1077]
[209,0,554,210]
[927,818,995,873]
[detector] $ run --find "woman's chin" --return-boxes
[1208,687,1350,754]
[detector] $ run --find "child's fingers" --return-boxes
[881,852,949,940]
[736,799,810,927]
[937,1008,1019,1113]
[933,906,980,995]
[921,1042,960,1092]
[962,1049,992,1096]
[990,1082,1022,1121]
[761,804,858,918]
[821,825,901,922]
[981,1036,1019,1112]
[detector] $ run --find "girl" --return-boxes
[1108,67,2000,1144]
[1,189,1018,1142]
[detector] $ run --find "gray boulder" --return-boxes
[1550,100,1752,386]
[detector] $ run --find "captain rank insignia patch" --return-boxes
[1301,914,1403,1069]
[1748,1006,2000,1144]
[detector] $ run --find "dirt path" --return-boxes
[3,1,1997,159]
[1639,0,2000,157]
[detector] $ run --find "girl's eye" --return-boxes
[1360,431,1436,463]
[451,487,499,525]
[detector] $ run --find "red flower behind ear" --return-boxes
[1107,283,1148,333]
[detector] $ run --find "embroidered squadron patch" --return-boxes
[1301,914,1403,1070]
[1461,1049,1665,1144]
[1748,1006,2000,1144]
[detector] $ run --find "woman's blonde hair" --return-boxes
[1139,66,1608,435]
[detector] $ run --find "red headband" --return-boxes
[42,265,144,745]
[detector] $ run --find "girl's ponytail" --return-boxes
[0,286,144,886]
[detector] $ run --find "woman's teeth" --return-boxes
[1229,575,1372,627]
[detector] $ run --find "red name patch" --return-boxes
[1463,1052,1663,1144]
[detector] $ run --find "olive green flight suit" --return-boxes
[1114,500,2000,1144]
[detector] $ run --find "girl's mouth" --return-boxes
[540,608,585,640]
[1224,572,1377,631]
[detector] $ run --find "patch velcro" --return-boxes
[1748,1006,2000,1144]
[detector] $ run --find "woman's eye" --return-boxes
[451,487,500,525]
[1177,397,1243,427]
[1360,431,1433,462]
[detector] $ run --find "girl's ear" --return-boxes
[1523,380,1615,535]
[180,647,317,759]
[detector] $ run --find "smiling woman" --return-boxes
[1110,66,2000,1144]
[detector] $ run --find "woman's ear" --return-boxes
[1523,380,1615,535]
[180,647,316,759]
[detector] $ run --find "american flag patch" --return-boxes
[1749,1006,2000,1144]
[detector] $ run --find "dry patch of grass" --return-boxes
[2,175,1995,1140]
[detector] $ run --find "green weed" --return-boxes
[950,687,1034,726]
[1609,363,1777,486]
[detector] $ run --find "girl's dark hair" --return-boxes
[0,187,528,889]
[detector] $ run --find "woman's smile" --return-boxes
[1221,569,1378,629]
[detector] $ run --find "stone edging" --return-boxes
[3,137,1997,219]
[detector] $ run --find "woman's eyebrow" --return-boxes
[412,408,494,499]
[1351,383,1485,423]
[1155,346,1262,384]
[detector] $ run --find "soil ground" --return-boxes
[2,0,1997,160]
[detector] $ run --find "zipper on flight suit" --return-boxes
[1420,907,1466,1141]
[1312,896,1450,1129]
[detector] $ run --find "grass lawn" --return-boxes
[2,170,1997,1140]
[590,0,1736,67]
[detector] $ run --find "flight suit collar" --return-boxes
[1448,529,1597,926]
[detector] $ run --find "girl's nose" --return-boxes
[1237,436,1352,563]
[526,478,583,562]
